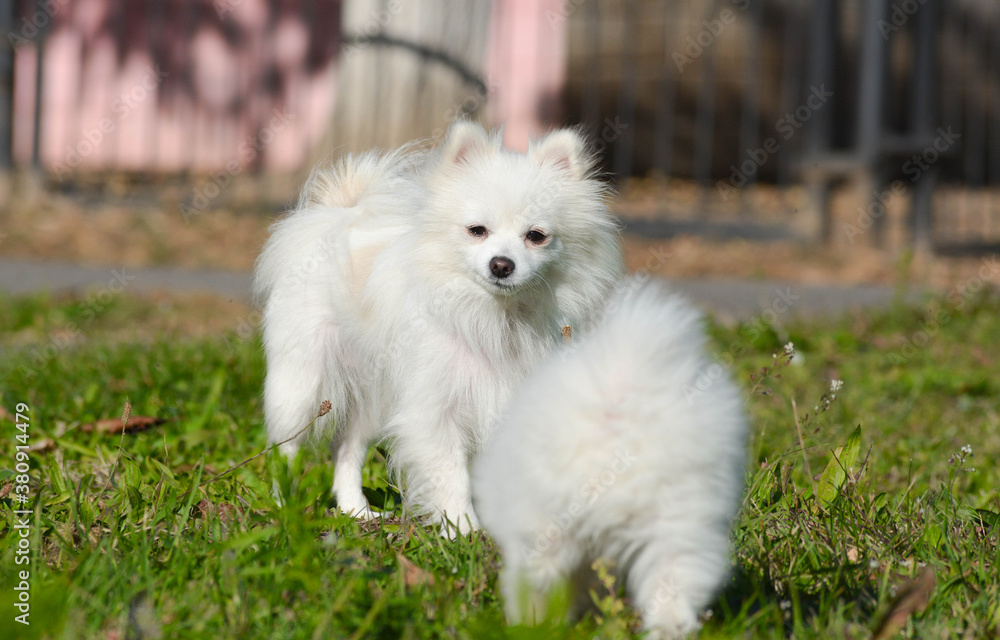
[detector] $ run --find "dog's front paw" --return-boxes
[337,496,382,521]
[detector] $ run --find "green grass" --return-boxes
[1,289,998,639]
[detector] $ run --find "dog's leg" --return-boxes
[393,418,479,536]
[331,427,377,519]
[500,543,581,625]
[262,313,343,504]
[423,445,479,537]
[264,355,325,504]
[628,541,727,639]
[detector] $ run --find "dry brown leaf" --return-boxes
[398,553,435,588]
[871,566,936,640]
[80,416,166,435]
[847,546,859,563]
[0,406,12,422]
[27,438,56,453]
[192,499,238,519]
[193,498,215,518]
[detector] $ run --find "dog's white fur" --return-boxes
[253,122,624,532]
[472,276,748,638]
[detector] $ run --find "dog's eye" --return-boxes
[525,229,549,246]
[467,225,489,238]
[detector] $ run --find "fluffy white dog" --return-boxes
[253,122,624,532]
[472,276,748,638]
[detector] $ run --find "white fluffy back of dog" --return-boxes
[472,276,748,638]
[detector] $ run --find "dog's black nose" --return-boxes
[489,256,515,279]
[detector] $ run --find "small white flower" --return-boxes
[961,444,973,456]
[779,600,791,611]
[783,342,795,354]
[830,379,844,392]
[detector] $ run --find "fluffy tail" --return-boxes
[253,148,421,305]
[295,146,419,210]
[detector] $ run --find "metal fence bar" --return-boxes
[612,0,640,178]
[738,0,763,199]
[963,14,985,188]
[910,0,939,252]
[855,0,890,245]
[651,0,675,177]
[693,0,719,192]
[802,0,838,241]
[776,1,804,185]
[581,0,600,127]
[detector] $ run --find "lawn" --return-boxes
[0,287,997,639]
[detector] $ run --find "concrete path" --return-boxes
[0,259,252,301]
[0,258,927,322]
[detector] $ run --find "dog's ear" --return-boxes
[441,121,495,166]
[530,129,590,179]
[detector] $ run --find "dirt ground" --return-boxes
[2,174,997,292]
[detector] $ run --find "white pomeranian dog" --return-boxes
[253,121,624,533]
[472,276,748,638]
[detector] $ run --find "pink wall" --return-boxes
[11,0,566,174]
[486,0,568,151]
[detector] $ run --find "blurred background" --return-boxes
[1,0,999,291]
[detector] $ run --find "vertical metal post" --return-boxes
[612,0,639,179]
[777,2,804,185]
[651,0,675,177]
[855,0,890,246]
[693,0,718,196]
[581,0,600,128]
[803,0,838,242]
[910,0,939,254]
[738,0,763,197]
